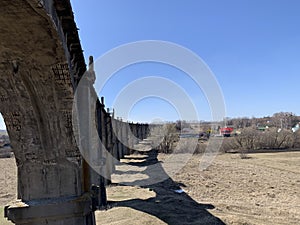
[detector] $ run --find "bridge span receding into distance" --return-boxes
[0,1,150,224]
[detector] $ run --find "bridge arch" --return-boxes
[1,1,150,224]
[0,1,93,224]
[0,0,83,200]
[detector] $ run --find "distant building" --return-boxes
[257,126,269,132]
[292,123,300,133]
[220,127,234,137]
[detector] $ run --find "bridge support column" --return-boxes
[105,110,114,184]
[117,120,124,159]
[121,121,129,156]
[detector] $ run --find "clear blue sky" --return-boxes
[1,0,300,129]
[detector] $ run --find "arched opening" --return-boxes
[0,1,93,223]
[0,113,17,225]
[0,113,12,157]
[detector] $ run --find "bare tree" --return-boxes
[271,112,296,129]
[234,127,259,150]
[152,123,179,154]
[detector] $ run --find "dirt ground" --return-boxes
[0,157,16,225]
[0,149,299,224]
[172,152,300,225]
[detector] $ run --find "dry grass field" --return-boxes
[1,150,299,225]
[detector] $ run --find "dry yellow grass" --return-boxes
[1,151,300,224]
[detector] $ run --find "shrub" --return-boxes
[228,127,295,151]
[258,128,293,149]
[150,123,179,153]
[234,127,259,150]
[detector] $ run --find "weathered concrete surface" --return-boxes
[0,0,151,224]
[0,0,92,224]
[5,195,92,225]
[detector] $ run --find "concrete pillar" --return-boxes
[112,118,121,161]
[92,99,107,209]
[110,117,116,172]
[117,120,124,159]
[124,122,129,155]
[100,98,111,185]
[128,123,133,153]
[138,124,142,140]
[142,124,146,139]
[133,123,139,144]
[136,123,140,140]
[105,111,114,182]
[119,121,127,156]
[5,76,95,225]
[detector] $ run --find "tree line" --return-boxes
[151,112,300,154]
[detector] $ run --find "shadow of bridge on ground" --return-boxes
[106,139,225,225]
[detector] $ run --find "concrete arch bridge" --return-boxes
[0,1,149,224]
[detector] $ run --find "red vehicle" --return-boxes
[220,127,234,137]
